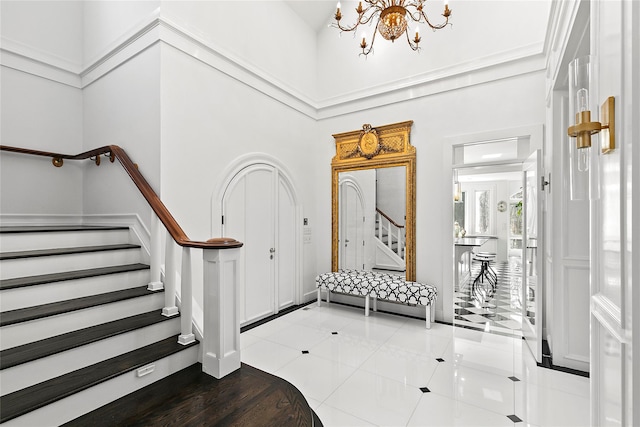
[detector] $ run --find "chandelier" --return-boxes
[333,0,452,56]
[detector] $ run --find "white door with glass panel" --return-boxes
[522,149,543,363]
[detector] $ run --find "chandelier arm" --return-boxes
[405,8,423,24]
[360,21,381,56]
[419,9,450,30]
[333,3,380,32]
[405,28,420,51]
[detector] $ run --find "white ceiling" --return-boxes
[284,0,337,32]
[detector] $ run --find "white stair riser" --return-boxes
[1,346,199,427]
[0,249,143,280]
[0,269,150,311]
[0,292,165,351]
[0,229,131,252]
[0,317,181,395]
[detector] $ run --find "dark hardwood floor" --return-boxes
[65,363,323,427]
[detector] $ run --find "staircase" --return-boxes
[0,225,199,426]
[374,213,406,272]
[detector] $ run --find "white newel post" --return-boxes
[162,232,179,317]
[147,214,163,291]
[202,247,241,379]
[178,246,196,345]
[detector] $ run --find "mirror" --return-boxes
[332,121,416,281]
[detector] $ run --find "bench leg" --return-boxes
[373,295,378,312]
[425,305,431,329]
[327,289,330,304]
[365,295,370,317]
[317,287,321,307]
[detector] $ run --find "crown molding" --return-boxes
[0,38,81,88]
[1,13,548,120]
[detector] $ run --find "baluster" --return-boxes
[178,246,195,344]
[396,227,401,256]
[147,214,163,291]
[162,232,179,317]
[377,212,382,240]
[386,218,392,249]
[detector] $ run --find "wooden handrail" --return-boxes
[376,208,405,229]
[0,145,242,250]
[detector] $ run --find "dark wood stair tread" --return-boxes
[0,263,150,290]
[0,310,177,370]
[0,287,162,327]
[0,243,141,260]
[0,225,129,233]
[0,336,198,424]
[63,363,315,427]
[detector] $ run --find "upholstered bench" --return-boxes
[315,269,437,329]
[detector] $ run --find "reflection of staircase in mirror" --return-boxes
[374,208,406,272]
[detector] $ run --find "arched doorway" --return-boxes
[218,158,300,326]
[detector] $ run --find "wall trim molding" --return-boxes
[591,294,626,344]
[1,12,548,120]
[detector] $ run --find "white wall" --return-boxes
[81,44,161,226]
[0,1,84,217]
[316,72,547,321]
[1,0,548,326]
[1,0,83,69]
[159,42,319,327]
[376,166,405,226]
[316,0,551,102]
[160,0,318,100]
[83,1,160,65]
[0,67,83,216]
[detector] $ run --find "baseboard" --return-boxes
[0,214,86,226]
[82,214,150,262]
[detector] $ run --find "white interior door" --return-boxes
[340,181,365,271]
[522,149,543,362]
[222,164,297,325]
[590,0,636,423]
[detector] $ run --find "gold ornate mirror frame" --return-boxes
[332,120,416,281]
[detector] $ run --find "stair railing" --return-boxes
[376,208,405,260]
[0,145,243,379]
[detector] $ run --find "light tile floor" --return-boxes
[240,303,590,427]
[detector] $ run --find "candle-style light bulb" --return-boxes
[577,147,590,172]
[443,0,451,16]
[413,25,421,44]
[360,31,368,49]
[577,88,589,112]
[575,87,590,172]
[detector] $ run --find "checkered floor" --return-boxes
[454,257,524,337]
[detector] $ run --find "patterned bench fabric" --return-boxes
[316,270,437,306]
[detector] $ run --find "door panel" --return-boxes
[222,163,299,326]
[340,182,365,270]
[590,0,636,424]
[243,168,275,323]
[522,149,543,362]
[277,173,296,310]
[223,166,274,325]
